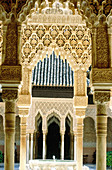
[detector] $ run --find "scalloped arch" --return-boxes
[46,108,61,122]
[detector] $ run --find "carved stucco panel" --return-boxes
[27,98,74,130]
[27,99,112,131]
[34,99,74,117]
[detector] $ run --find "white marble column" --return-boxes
[61,132,65,160]
[26,133,29,163]
[30,133,33,160]
[74,134,77,162]
[43,132,47,159]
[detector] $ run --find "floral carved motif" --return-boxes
[56,34,65,47]
[43,34,52,47]
[23,43,31,58]
[70,35,78,49]
[63,26,72,40]
[82,35,90,49]
[24,25,32,39]
[36,25,45,39]
[50,25,59,40]
[76,26,84,40]
[30,34,38,49]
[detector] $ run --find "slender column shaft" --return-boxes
[5,101,16,170]
[76,117,83,170]
[30,133,33,160]
[35,132,38,159]
[61,133,64,160]
[43,133,46,159]
[26,134,29,163]
[96,104,107,170]
[33,132,36,159]
[74,135,77,161]
[70,133,74,160]
[20,117,27,170]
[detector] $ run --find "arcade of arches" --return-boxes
[0,0,112,170]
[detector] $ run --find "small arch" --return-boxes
[35,109,43,119]
[47,109,61,122]
[65,112,73,130]
[46,115,61,159]
[35,112,42,132]
[64,114,73,160]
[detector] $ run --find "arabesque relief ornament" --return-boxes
[21,22,91,70]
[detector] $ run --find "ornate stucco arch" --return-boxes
[65,110,73,119]
[19,0,91,72]
[46,108,61,122]
[35,109,43,118]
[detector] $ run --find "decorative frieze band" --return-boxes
[0,65,22,82]
[92,68,112,83]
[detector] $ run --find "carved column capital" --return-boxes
[42,128,48,135]
[75,108,86,117]
[2,88,18,102]
[94,90,110,104]
[19,108,29,117]
[60,130,65,135]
